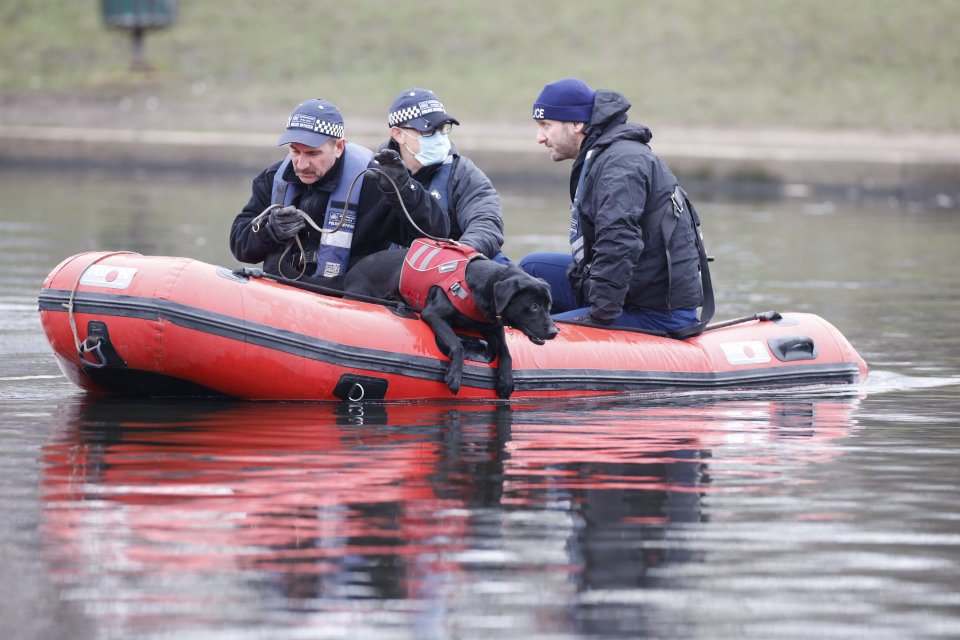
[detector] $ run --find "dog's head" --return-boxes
[493,274,559,345]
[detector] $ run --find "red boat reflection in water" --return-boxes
[42,400,481,595]
[40,393,861,632]
[503,396,857,505]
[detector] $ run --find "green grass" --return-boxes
[2,0,958,131]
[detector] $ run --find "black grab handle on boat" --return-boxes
[334,374,389,402]
[768,335,819,362]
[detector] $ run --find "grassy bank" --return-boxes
[1,0,958,133]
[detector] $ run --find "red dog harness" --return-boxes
[399,238,489,322]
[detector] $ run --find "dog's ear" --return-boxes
[534,278,552,302]
[493,276,524,316]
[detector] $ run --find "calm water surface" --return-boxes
[1,166,958,639]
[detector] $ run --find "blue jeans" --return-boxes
[519,252,699,332]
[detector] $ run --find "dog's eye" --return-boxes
[529,303,539,311]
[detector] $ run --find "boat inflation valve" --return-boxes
[334,374,388,402]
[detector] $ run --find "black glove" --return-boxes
[373,149,412,195]
[267,205,307,241]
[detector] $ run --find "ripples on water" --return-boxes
[3,171,960,638]
[24,384,949,639]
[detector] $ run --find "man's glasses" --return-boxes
[400,122,453,138]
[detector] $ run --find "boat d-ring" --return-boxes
[78,337,108,368]
[347,382,366,402]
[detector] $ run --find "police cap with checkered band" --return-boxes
[278,98,345,147]
[388,88,460,132]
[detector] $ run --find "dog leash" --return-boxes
[352,167,454,243]
[251,166,458,280]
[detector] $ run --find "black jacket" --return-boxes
[230,147,449,287]
[382,139,505,259]
[570,90,703,321]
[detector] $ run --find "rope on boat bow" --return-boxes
[65,251,140,367]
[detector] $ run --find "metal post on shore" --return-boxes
[101,0,177,72]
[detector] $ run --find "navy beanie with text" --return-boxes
[532,78,596,122]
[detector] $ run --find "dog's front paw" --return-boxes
[495,374,514,399]
[444,363,463,395]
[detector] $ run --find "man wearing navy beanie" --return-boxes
[520,79,713,335]
[531,78,596,125]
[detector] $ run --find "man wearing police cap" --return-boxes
[231,97,449,286]
[382,88,507,263]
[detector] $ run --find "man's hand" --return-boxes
[267,205,307,241]
[373,149,411,195]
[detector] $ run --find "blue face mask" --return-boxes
[413,131,451,166]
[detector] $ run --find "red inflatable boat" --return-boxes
[38,251,868,401]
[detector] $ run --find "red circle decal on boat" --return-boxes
[105,270,119,282]
[743,345,755,358]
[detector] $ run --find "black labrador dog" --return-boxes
[344,246,558,398]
